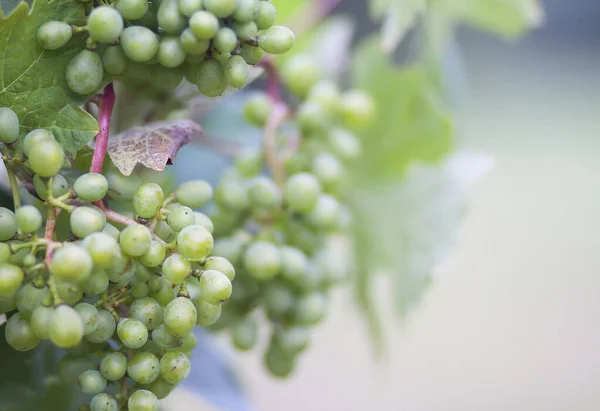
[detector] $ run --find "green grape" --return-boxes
[244,241,280,280]
[154,220,175,243]
[254,1,276,30]
[100,352,127,381]
[128,352,161,384]
[181,330,197,351]
[130,297,163,330]
[243,93,271,126]
[175,180,213,208]
[213,27,237,53]
[195,58,227,97]
[158,35,186,68]
[74,173,109,202]
[58,355,95,384]
[70,206,106,238]
[117,0,149,20]
[50,244,93,283]
[66,49,104,95]
[194,300,221,326]
[177,224,213,260]
[239,44,263,65]
[199,269,232,304]
[120,224,152,256]
[212,237,243,265]
[140,240,166,268]
[327,127,361,161]
[5,312,39,351]
[281,54,320,96]
[306,194,341,230]
[232,20,257,41]
[248,176,280,209]
[33,173,68,200]
[90,393,118,411]
[14,205,41,234]
[152,324,182,350]
[74,303,99,335]
[167,205,195,232]
[117,318,149,349]
[275,326,310,354]
[163,296,197,337]
[56,282,84,305]
[189,10,219,39]
[78,370,107,396]
[258,26,295,55]
[180,28,210,55]
[0,107,18,144]
[102,45,128,75]
[0,294,17,314]
[22,128,54,157]
[312,152,343,189]
[234,0,257,22]
[27,139,64,177]
[307,81,341,114]
[178,0,201,16]
[148,377,174,399]
[263,282,294,316]
[132,7,159,29]
[203,256,235,281]
[88,6,124,43]
[230,317,258,351]
[30,305,54,339]
[264,342,295,378]
[162,253,191,284]
[49,305,85,348]
[340,89,376,128]
[193,212,214,233]
[225,55,249,88]
[283,172,322,213]
[0,243,9,263]
[158,0,187,34]
[106,168,143,200]
[131,280,150,298]
[16,283,48,317]
[151,65,184,91]
[214,178,249,211]
[279,246,308,284]
[0,263,23,296]
[82,233,121,269]
[186,276,201,301]
[120,26,159,62]
[293,292,327,325]
[86,309,116,343]
[37,21,73,50]
[133,183,164,218]
[150,277,175,307]
[212,49,231,66]
[297,101,329,134]
[203,0,236,17]
[22,254,36,267]
[159,351,191,384]
[128,390,159,411]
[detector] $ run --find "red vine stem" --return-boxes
[264,102,290,186]
[260,58,282,102]
[90,83,116,174]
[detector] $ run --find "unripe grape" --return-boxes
[15,283,47,317]
[193,212,214,233]
[275,326,310,354]
[230,317,258,350]
[244,93,271,126]
[120,224,152,256]
[120,26,159,62]
[56,282,84,305]
[148,377,174,399]
[22,128,54,157]
[195,300,221,326]
[281,54,320,97]
[255,1,276,30]
[74,173,109,201]
[140,240,166,268]
[177,224,213,260]
[263,282,294,316]
[279,246,308,284]
[30,305,54,339]
[74,303,99,335]
[5,312,39,351]
[66,49,104,95]
[307,81,341,114]
[214,179,248,210]
[152,324,182,350]
[225,55,249,88]
[100,352,127,381]
[78,370,107,396]
[158,35,186,68]
[195,58,227,97]
[159,351,191,384]
[0,107,18,145]
[50,244,93,283]
[131,280,150,298]
[128,389,159,411]
[70,206,106,238]
[127,352,160,384]
[88,6,124,43]
[239,44,263,65]
[158,0,187,34]
[90,393,118,411]
[212,236,244,265]
[0,243,9,263]
[248,176,280,209]
[178,0,201,16]
[264,342,295,378]
[189,10,219,39]
[33,173,68,200]
[133,183,164,218]
[151,64,184,90]
[297,101,330,134]
[204,0,236,17]
[312,152,344,189]
[175,180,212,208]
[102,45,128,75]
[214,27,237,53]
[180,330,197,351]
[340,89,376,128]
[167,205,195,231]
[162,253,191,284]
[28,139,64,177]
[117,0,149,20]
[328,127,361,161]
[306,194,341,230]
[0,293,16,314]
[258,26,295,55]
[82,269,109,295]
[283,172,322,213]
[244,241,280,280]
[163,296,197,337]
[203,256,235,281]
[199,269,231,304]
[37,21,72,50]
[180,28,210,55]
[154,220,175,243]
[86,309,116,343]
[117,317,149,349]
[82,232,121,269]
[293,292,327,325]
[130,297,163,330]
[14,205,41,234]
[49,305,85,348]
[150,277,175,307]
[234,0,257,21]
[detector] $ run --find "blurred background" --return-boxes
[164,0,600,410]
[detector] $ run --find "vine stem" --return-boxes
[260,58,282,102]
[44,206,62,304]
[264,102,290,186]
[6,167,21,209]
[90,82,116,174]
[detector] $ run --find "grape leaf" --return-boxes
[0,0,102,160]
[107,120,201,176]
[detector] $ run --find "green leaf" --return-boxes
[0,0,102,160]
[270,0,308,25]
[107,120,200,176]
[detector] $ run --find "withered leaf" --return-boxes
[107,120,201,176]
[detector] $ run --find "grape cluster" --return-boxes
[37,0,295,97]
[0,108,235,409]
[205,54,375,377]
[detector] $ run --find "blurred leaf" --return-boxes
[0,0,31,15]
[107,120,200,176]
[270,0,309,25]
[379,0,425,53]
[0,0,103,160]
